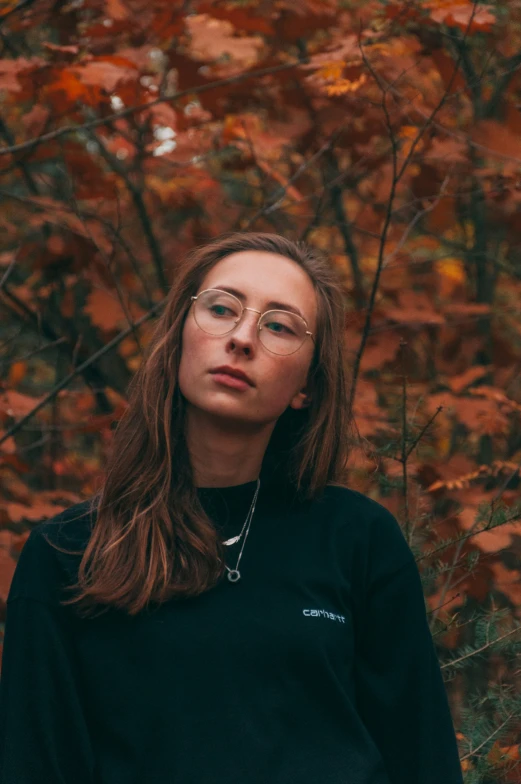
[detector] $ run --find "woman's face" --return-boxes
[178,251,318,426]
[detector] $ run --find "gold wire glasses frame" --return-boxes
[190,288,315,355]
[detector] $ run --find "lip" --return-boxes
[210,366,254,386]
[211,373,251,391]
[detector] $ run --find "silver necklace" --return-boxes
[222,477,260,583]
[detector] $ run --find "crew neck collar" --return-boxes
[195,479,259,492]
[195,474,299,515]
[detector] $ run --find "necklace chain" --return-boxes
[222,478,260,583]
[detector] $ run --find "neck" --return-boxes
[184,405,276,488]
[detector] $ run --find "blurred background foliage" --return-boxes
[1,0,521,778]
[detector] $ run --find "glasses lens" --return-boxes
[194,290,242,335]
[193,290,307,355]
[259,311,306,355]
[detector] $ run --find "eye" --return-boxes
[210,304,234,317]
[265,320,294,335]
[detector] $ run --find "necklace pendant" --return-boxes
[223,535,241,546]
[227,569,241,583]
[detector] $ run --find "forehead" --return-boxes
[200,251,317,328]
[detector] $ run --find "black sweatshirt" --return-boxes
[0,480,464,784]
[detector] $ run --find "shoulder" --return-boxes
[34,498,97,548]
[320,482,403,531]
[321,483,415,577]
[7,499,97,606]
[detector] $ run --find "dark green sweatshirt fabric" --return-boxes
[0,480,464,784]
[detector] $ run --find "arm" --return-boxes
[353,555,464,784]
[0,532,96,783]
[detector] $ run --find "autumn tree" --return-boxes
[1,0,521,778]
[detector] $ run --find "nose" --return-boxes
[226,307,261,353]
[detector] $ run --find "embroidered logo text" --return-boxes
[303,609,345,623]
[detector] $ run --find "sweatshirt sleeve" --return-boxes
[0,532,96,784]
[353,549,464,784]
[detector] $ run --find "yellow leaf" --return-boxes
[317,61,344,81]
[325,74,367,96]
[464,221,475,249]
[435,257,466,284]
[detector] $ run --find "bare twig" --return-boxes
[0,297,166,448]
[346,5,480,421]
[80,107,169,294]
[0,60,308,158]
[244,124,350,228]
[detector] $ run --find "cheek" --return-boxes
[263,359,307,398]
[181,317,207,357]
[178,322,202,385]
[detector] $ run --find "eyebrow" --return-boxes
[212,285,307,321]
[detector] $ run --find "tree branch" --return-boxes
[0,298,166,448]
[83,117,169,294]
[0,59,307,158]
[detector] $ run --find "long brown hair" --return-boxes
[47,232,352,618]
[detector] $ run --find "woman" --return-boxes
[0,232,463,784]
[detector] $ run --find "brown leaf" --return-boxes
[185,14,265,74]
[21,104,51,135]
[0,532,18,607]
[4,502,66,524]
[429,3,496,33]
[72,57,137,92]
[0,57,45,92]
[352,380,388,437]
[42,42,79,55]
[0,429,16,454]
[424,136,468,164]
[106,0,129,21]
[385,307,445,325]
[198,4,275,35]
[0,390,45,418]
[471,119,521,162]
[359,332,403,371]
[84,289,128,332]
[447,365,491,394]
[453,397,510,435]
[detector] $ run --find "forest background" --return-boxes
[1,0,521,780]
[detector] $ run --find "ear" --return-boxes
[289,388,312,411]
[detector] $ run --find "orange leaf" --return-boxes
[425,137,468,164]
[84,289,128,332]
[0,390,45,418]
[447,365,490,394]
[46,69,89,102]
[430,3,496,33]
[42,42,79,55]
[0,533,17,606]
[385,307,445,325]
[185,14,264,74]
[472,119,521,162]
[442,302,491,316]
[0,429,16,454]
[72,58,137,92]
[255,160,303,203]
[4,502,67,524]
[0,57,45,93]
[106,0,129,20]
[7,361,26,386]
[325,74,367,96]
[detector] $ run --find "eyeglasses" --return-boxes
[190,288,315,356]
